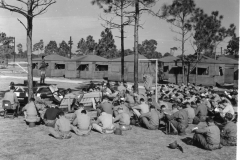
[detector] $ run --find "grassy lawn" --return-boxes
[0,76,237,160]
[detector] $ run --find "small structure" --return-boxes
[65,55,109,79]
[217,56,239,87]
[108,54,155,82]
[166,55,225,86]
[32,54,69,77]
[158,56,179,81]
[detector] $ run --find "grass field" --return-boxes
[0,76,237,160]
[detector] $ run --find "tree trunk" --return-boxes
[27,9,33,101]
[181,28,185,84]
[121,0,124,82]
[134,0,139,93]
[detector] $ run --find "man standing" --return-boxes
[192,117,222,150]
[3,86,20,117]
[39,56,46,85]
[139,105,160,130]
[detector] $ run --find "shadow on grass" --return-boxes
[181,137,193,146]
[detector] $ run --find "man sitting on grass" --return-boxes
[92,111,115,134]
[139,105,160,130]
[22,98,40,124]
[192,117,222,150]
[165,104,188,136]
[220,113,237,146]
[113,107,131,131]
[183,102,195,124]
[49,112,78,139]
[132,98,149,118]
[96,96,113,116]
[44,105,62,127]
[72,110,92,136]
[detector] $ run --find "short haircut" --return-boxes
[206,117,214,123]
[172,104,177,109]
[79,103,84,108]
[125,90,130,94]
[140,98,144,102]
[30,97,35,102]
[81,110,87,114]
[221,99,228,104]
[225,113,233,121]
[160,105,166,110]
[57,111,64,118]
[148,98,152,102]
[150,105,155,110]
[196,100,201,104]
[10,86,15,90]
[67,88,72,93]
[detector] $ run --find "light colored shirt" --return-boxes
[23,101,37,116]
[132,102,149,114]
[96,112,113,129]
[73,114,91,130]
[141,110,160,126]
[4,91,19,105]
[221,104,234,117]
[113,112,130,125]
[55,117,71,132]
[184,107,195,124]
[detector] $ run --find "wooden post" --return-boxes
[134,0,139,93]
[155,60,158,102]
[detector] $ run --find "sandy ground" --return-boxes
[0,76,237,160]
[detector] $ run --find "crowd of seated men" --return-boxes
[3,81,237,150]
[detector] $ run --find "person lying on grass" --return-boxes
[138,105,160,130]
[113,106,131,131]
[72,110,92,136]
[192,117,222,151]
[49,111,79,139]
[92,111,115,134]
[220,113,237,146]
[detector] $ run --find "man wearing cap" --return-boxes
[96,96,113,116]
[139,105,160,130]
[113,107,131,130]
[3,86,20,117]
[132,98,149,118]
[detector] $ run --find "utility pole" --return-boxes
[134,0,139,93]
[120,0,124,83]
[13,37,15,68]
[221,47,222,55]
[68,36,73,59]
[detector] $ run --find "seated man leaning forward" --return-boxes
[220,113,237,146]
[96,96,113,116]
[165,104,188,135]
[3,86,20,117]
[113,107,131,131]
[139,105,160,130]
[192,117,222,150]
[92,111,115,134]
[44,105,62,127]
[22,98,40,124]
[49,112,78,139]
[72,110,92,136]
[132,98,149,118]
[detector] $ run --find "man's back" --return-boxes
[44,108,61,120]
[4,91,18,104]
[56,117,71,132]
[196,103,208,117]
[172,109,188,125]
[138,103,149,114]
[24,102,37,116]
[205,125,220,145]
[184,107,195,123]
[76,114,91,130]
[99,113,113,129]
[101,102,113,115]
[147,110,160,126]
[118,113,130,125]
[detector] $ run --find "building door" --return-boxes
[225,68,234,84]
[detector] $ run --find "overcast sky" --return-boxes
[0,0,239,56]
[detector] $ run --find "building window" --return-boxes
[95,64,108,71]
[54,63,65,69]
[169,66,182,74]
[198,67,209,75]
[77,64,89,71]
[219,67,223,76]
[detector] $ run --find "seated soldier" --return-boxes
[194,100,208,122]
[92,111,115,134]
[139,105,160,130]
[96,96,113,116]
[170,104,179,114]
[166,104,188,135]
[113,107,131,130]
[192,117,222,150]
[117,81,126,96]
[113,99,131,117]
[72,110,92,136]
[132,98,149,118]
[184,102,195,124]
[124,90,135,108]
[88,81,96,91]
[44,105,62,127]
[3,86,20,117]
[156,98,169,111]
[220,113,237,146]
[22,98,40,124]
[49,112,77,139]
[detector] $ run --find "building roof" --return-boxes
[112,54,148,62]
[217,56,239,64]
[70,55,109,62]
[158,56,179,63]
[33,54,69,61]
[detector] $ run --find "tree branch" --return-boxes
[17,18,27,30]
